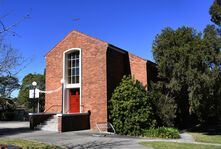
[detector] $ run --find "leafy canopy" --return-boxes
[209,0,221,26]
[149,83,177,127]
[152,25,221,125]
[17,73,45,112]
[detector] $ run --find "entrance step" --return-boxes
[37,115,58,132]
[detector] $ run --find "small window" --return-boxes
[67,51,80,84]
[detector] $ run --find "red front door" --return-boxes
[69,88,80,113]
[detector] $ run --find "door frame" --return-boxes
[69,88,80,113]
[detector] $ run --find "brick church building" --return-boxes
[43,30,157,131]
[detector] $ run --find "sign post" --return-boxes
[29,81,39,113]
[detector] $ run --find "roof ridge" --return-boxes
[129,52,148,61]
[45,30,108,57]
[72,30,108,44]
[45,30,74,57]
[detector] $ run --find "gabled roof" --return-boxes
[45,30,107,57]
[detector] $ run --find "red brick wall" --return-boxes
[129,53,148,87]
[45,30,154,130]
[45,30,108,129]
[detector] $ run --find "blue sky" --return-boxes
[0,0,213,92]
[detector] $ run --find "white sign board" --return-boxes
[29,89,40,98]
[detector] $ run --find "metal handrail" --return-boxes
[44,104,61,113]
[96,122,116,134]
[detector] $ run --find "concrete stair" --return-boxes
[37,115,58,132]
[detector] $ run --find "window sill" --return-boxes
[65,84,80,88]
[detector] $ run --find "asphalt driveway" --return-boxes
[0,121,147,149]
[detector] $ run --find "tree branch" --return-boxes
[0,12,30,35]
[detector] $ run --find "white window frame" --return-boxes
[63,48,82,113]
[66,51,80,85]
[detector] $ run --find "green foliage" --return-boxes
[0,37,23,117]
[0,76,19,114]
[0,97,16,112]
[0,76,20,98]
[152,26,221,127]
[17,73,45,112]
[143,127,180,139]
[0,111,15,120]
[209,0,221,26]
[109,76,156,136]
[149,83,177,127]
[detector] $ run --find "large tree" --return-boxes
[152,25,221,127]
[17,73,45,112]
[149,82,177,127]
[209,0,221,26]
[0,11,29,117]
[0,76,19,112]
[0,76,20,98]
[151,0,221,127]
[0,37,23,112]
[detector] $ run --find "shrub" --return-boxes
[109,76,156,136]
[0,111,15,120]
[143,127,180,139]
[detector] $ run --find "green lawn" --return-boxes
[140,141,221,149]
[0,139,62,149]
[190,133,221,144]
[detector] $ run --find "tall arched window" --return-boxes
[67,51,80,84]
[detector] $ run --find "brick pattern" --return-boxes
[46,30,153,130]
[129,53,148,86]
[45,30,108,129]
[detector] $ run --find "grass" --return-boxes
[189,132,221,144]
[187,124,221,144]
[0,138,62,149]
[140,141,221,149]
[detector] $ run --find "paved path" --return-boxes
[4,131,149,149]
[1,121,221,148]
[0,121,147,149]
[180,133,195,142]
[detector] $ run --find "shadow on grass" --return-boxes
[188,124,221,135]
